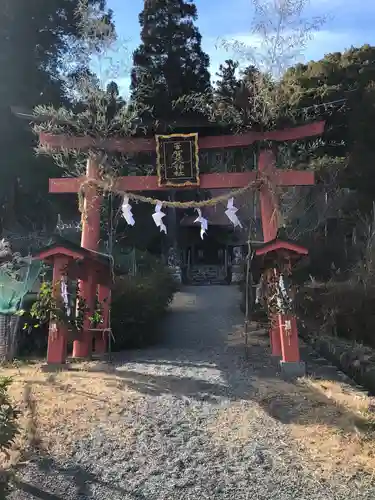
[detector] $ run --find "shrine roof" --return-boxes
[254,238,308,256]
[32,237,111,267]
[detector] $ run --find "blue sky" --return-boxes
[105,0,375,95]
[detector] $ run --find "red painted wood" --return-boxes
[258,150,315,242]
[49,172,259,193]
[49,170,313,195]
[94,285,111,355]
[255,240,309,256]
[67,264,110,287]
[34,246,82,261]
[271,314,282,357]
[49,177,82,193]
[73,273,96,359]
[81,158,101,252]
[279,314,301,363]
[46,256,68,364]
[258,150,279,242]
[264,121,325,142]
[276,170,314,186]
[39,121,325,153]
[71,159,102,359]
[44,117,323,366]
[39,132,156,153]
[121,172,258,190]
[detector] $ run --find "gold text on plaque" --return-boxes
[171,142,185,176]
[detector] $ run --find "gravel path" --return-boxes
[11,286,375,499]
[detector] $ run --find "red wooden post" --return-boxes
[72,157,102,359]
[80,157,102,251]
[47,256,69,364]
[94,284,111,355]
[256,244,308,377]
[258,149,315,242]
[264,268,282,357]
[278,258,304,375]
[259,151,279,243]
[73,267,96,358]
[269,314,282,357]
[279,315,300,363]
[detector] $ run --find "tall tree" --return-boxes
[282,44,375,212]
[130,0,211,123]
[214,59,240,104]
[0,0,112,237]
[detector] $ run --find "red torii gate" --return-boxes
[39,120,324,367]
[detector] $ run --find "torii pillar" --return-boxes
[257,149,311,377]
[72,157,102,358]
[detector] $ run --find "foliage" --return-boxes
[282,44,375,212]
[0,378,19,457]
[130,0,211,125]
[0,377,20,498]
[34,0,212,145]
[296,210,375,347]
[20,280,104,337]
[296,281,375,347]
[215,60,240,105]
[33,3,146,181]
[180,0,327,134]
[111,263,179,350]
[21,281,71,332]
[0,0,113,235]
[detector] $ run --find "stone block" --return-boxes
[280,360,306,379]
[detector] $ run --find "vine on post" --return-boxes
[18,280,105,336]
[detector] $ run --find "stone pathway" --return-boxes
[11,286,375,499]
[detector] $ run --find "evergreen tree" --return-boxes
[282,44,375,212]
[130,0,211,123]
[0,0,112,236]
[215,59,239,104]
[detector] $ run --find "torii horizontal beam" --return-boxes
[49,169,314,194]
[39,121,325,153]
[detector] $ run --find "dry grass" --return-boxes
[210,374,375,480]
[3,333,375,485]
[1,362,140,468]
[256,376,375,478]
[213,326,375,481]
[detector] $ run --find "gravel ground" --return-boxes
[10,286,375,499]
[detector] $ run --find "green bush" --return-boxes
[0,377,20,498]
[111,265,179,350]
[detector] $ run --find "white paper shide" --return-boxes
[195,208,208,239]
[225,197,242,228]
[152,202,167,234]
[122,196,135,226]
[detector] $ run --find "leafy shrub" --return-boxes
[0,377,20,498]
[111,265,178,350]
